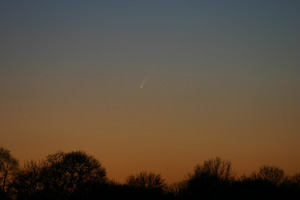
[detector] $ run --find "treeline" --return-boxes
[1,147,300,200]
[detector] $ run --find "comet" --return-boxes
[139,70,152,89]
[140,77,148,89]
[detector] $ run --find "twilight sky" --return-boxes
[1,1,300,183]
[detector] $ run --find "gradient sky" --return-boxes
[1,1,300,183]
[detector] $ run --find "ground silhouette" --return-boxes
[1,146,300,200]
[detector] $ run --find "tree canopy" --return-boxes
[0,147,19,199]
[1,147,300,200]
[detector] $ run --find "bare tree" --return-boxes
[15,160,42,200]
[40,150,107,199]
[14,151,107,200]
[168,180,188,198]
[292,172,300,187]
[257,165,285,186]
[126,171,166,190]
[185,157,235,199]
[191,157,235,181]
[0,147,19,198]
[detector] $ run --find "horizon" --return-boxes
[4,147,299,184]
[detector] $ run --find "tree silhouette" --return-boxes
[1,147,299,200]
[292,173,300,188]
[184,157,235,199]
[41,151,107,199]
[168,180,188,199]
[126,171,166,190]
[15,151,107,200]
[257,165,285,186]
[193,157,234,181]
[0,147,19,199]
[126,171,166,200]
[235,165,288,200]
[15,160,42,200]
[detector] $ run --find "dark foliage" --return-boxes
[1,147,300,200]
[0,147,19,200]
[126,171,167,200]
[179,157,235,200]
[15,151,107,200]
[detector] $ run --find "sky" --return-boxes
[1,1,300,183]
